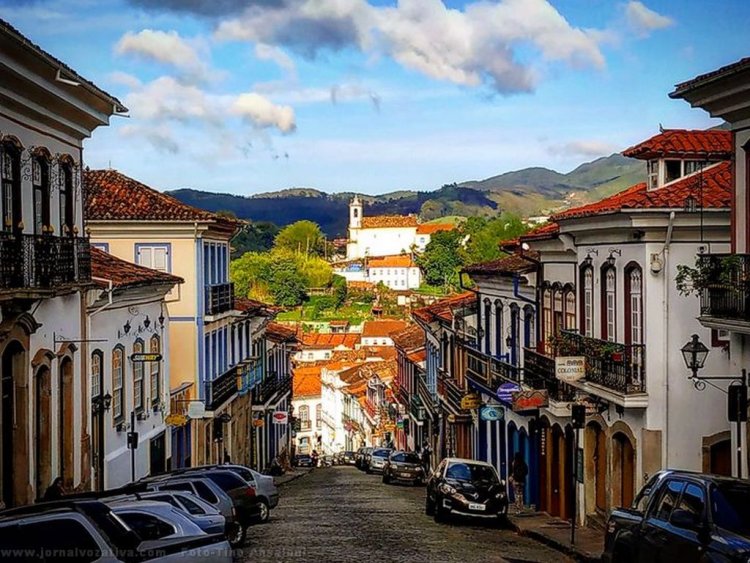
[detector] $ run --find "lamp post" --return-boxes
[681,334,748,478]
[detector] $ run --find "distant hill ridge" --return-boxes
[169,152,645,237]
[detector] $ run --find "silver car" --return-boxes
[131,491,226,536]
[367,448,393,474]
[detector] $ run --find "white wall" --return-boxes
[347,227,418,260]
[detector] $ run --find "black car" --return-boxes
[603,470,750,563]
[357,447,374,471]
[295,454,314,468]
[383,451,425,486]
[425,458,507,524]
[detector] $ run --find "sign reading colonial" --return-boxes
[165,413,188,427]
[130,353,162,362]
[555,356,586,383]
[460,393,482,410]
[272,411,288,424]
[511,389,549,412]
[479,405,505,422]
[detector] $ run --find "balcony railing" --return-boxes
[254,373,292,404]
[415,374,434,410]
[364,399,377,419]
[205,282,234,316]
[437,373,464,411]
[554,330,645,394]
[0,234,91,292]
[207,366,239,411]
[465,346,522,389]
[698,254,750,324]
[523,347,575,402]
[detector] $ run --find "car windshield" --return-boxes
[373,449,391,458]
[711,482,750,536]
[446,462,499,483]
[392,453,421,464]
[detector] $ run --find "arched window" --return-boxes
[523,305,535,349]
[59,159,74,235]
[133,339,145,411]
[32,155,51,235]
[494,299,503,358]
[483,298,492,354]
[1,141,21,234]
[91,350,103,399]
[602,266,616,342]
[542,287,553,349]
[625,264,643,346]
[509,304,520,366]
[112,346,125,423]
[316,404,322,429]
[150,336,161,407]
[581,266,594,337]
[564,288,576,331]
[553,285,563,335]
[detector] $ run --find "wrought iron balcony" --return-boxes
[522,347,576,402]
[437,372,464,412]
[553,330,645,394]
[207,366,239,411]
[465,346,522,390]
[205,282,234,316]
[697,254,750,327]
[415,374,435,411]
[253,372,292,405]
[0,234,91,294]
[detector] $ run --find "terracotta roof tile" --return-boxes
[292,366,322,397]
[416,223,455,235]
[361,346,398,360]
[463,252,539,276]
[406,349,427,364]
[360,215,418,229]
[551,161,731,221]
[413,292,476,324]
[265,322,297,344]
[622,129,732,160]
[361,319,408,338]
[235,297,277,317]
[329,320,349,327]
[390,324,425,351]
[90,247,183,289]
[84,169,237,228]
[367,255,416,268]
[302,332,361,349]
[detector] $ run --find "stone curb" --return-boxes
[275,468,313,487]
[507,519,602,563]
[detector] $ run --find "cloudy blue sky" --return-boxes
[1,0,747,195]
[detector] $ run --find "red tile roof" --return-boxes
[551,161,731,221]
[413,292,476,324]
[416,223,455,235]
[84,169,237,229]
[518,222,559,242]
[235,297,277,317]
[367,255,416,268]
[361,215,418,229]
[463,251,539,276]
[292,366,321,397]
[301,332,361,349]
[671,58,750,97]
[406,349,427,364]
[390,324,425,351]
[265,322,298,344]
[622,129,732,160]
[361,319,408,338]
[329,320,349,327]
[90,247,183,289]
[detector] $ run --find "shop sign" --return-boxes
[511,389,549,412]
[187,402,206,419]
[496,382,522,403]
[460,393,482,410]
[165,413,188,427]
[130,353,162,362]
[555,356,586,383]
[253,419,265,428]
[479,405,505,422]
[396,419,404,429]
[272,411,288,424]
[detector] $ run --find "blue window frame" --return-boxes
[203,333,210,382]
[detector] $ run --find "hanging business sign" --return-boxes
[496,382,522,404]
[187,402,206,419]
[130,353,162,362]
[555,356,586,383]
[479,405,505,422]
[253,419,265,428]
[165,413,189,427]
[511,389,549,412]
[272,411,288,424]
[460,393,482,410]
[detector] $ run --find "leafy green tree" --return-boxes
[416,230,464,289]
[231,221,280,258]
[332,274,348,309]
[298,255,333,288]
[270,262,308,307]
[274,220,325,256]
[462,212,528,264]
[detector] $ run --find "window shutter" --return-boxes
[138,246,152,268]
[153,247,168,272]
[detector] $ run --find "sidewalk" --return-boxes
[508,511,604,563]
[274,467,313,486]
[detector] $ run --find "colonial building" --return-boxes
[291,365,322,455]
[671,57,750,479]
[84,170,276,468]
[294,332,360,362]
[0,19,124,506]
[87,248,182,489]
[346,196,419,260]
[391,324,427,451]
[360,319,407,347]
[367,254,421,290]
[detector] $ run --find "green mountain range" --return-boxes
[169,153,645,237]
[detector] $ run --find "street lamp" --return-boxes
[680,333,747,478]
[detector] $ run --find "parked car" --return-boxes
[425,458,508,524]
[366,448,393,474]
[0,499,232,562]
[145,475,242,546]
[361,447,375,472]
[383,451,426,486]
[295,454,314,468]
[129,491,226,536]
[356,447,373,470]
[108,499,209,540]
[342,451,356,465]
[602,469,750,563]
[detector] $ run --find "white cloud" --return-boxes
[254,43,297,75]
[624,1,674,36]
[231,93,296,133]
[115,29,210,81]
[108,70,142,89]
[216,0,605,94]
[548,139,619,158]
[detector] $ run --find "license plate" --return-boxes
[469,503,486,511]
[400,473,412,478]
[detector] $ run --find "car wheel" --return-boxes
[434,503,447,523]
[227,523,246,548]
[382,473,390,484]
[256,499,270,523]
[425,495,434,516]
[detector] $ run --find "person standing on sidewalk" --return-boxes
[510,452,528,512]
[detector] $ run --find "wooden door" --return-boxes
[710,440,732,476]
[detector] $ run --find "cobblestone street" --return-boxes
[237,466,571,563]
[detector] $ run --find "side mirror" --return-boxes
[670,509,701,531]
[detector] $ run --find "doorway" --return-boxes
[35,366,52,497]
[709,439,732,476]
[1,341,27,507]
[612,432,635,508]
[59,357,74,488]
[150,432,166,476]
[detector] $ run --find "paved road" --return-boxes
[236,465,571,563]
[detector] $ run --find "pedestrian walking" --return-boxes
[43,477,66,501]
[510,452,528,512]
[421,443,431,474]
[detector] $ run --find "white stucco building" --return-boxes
[361,320,408,347]
[367,254,422,290]
[292,365,321,455]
